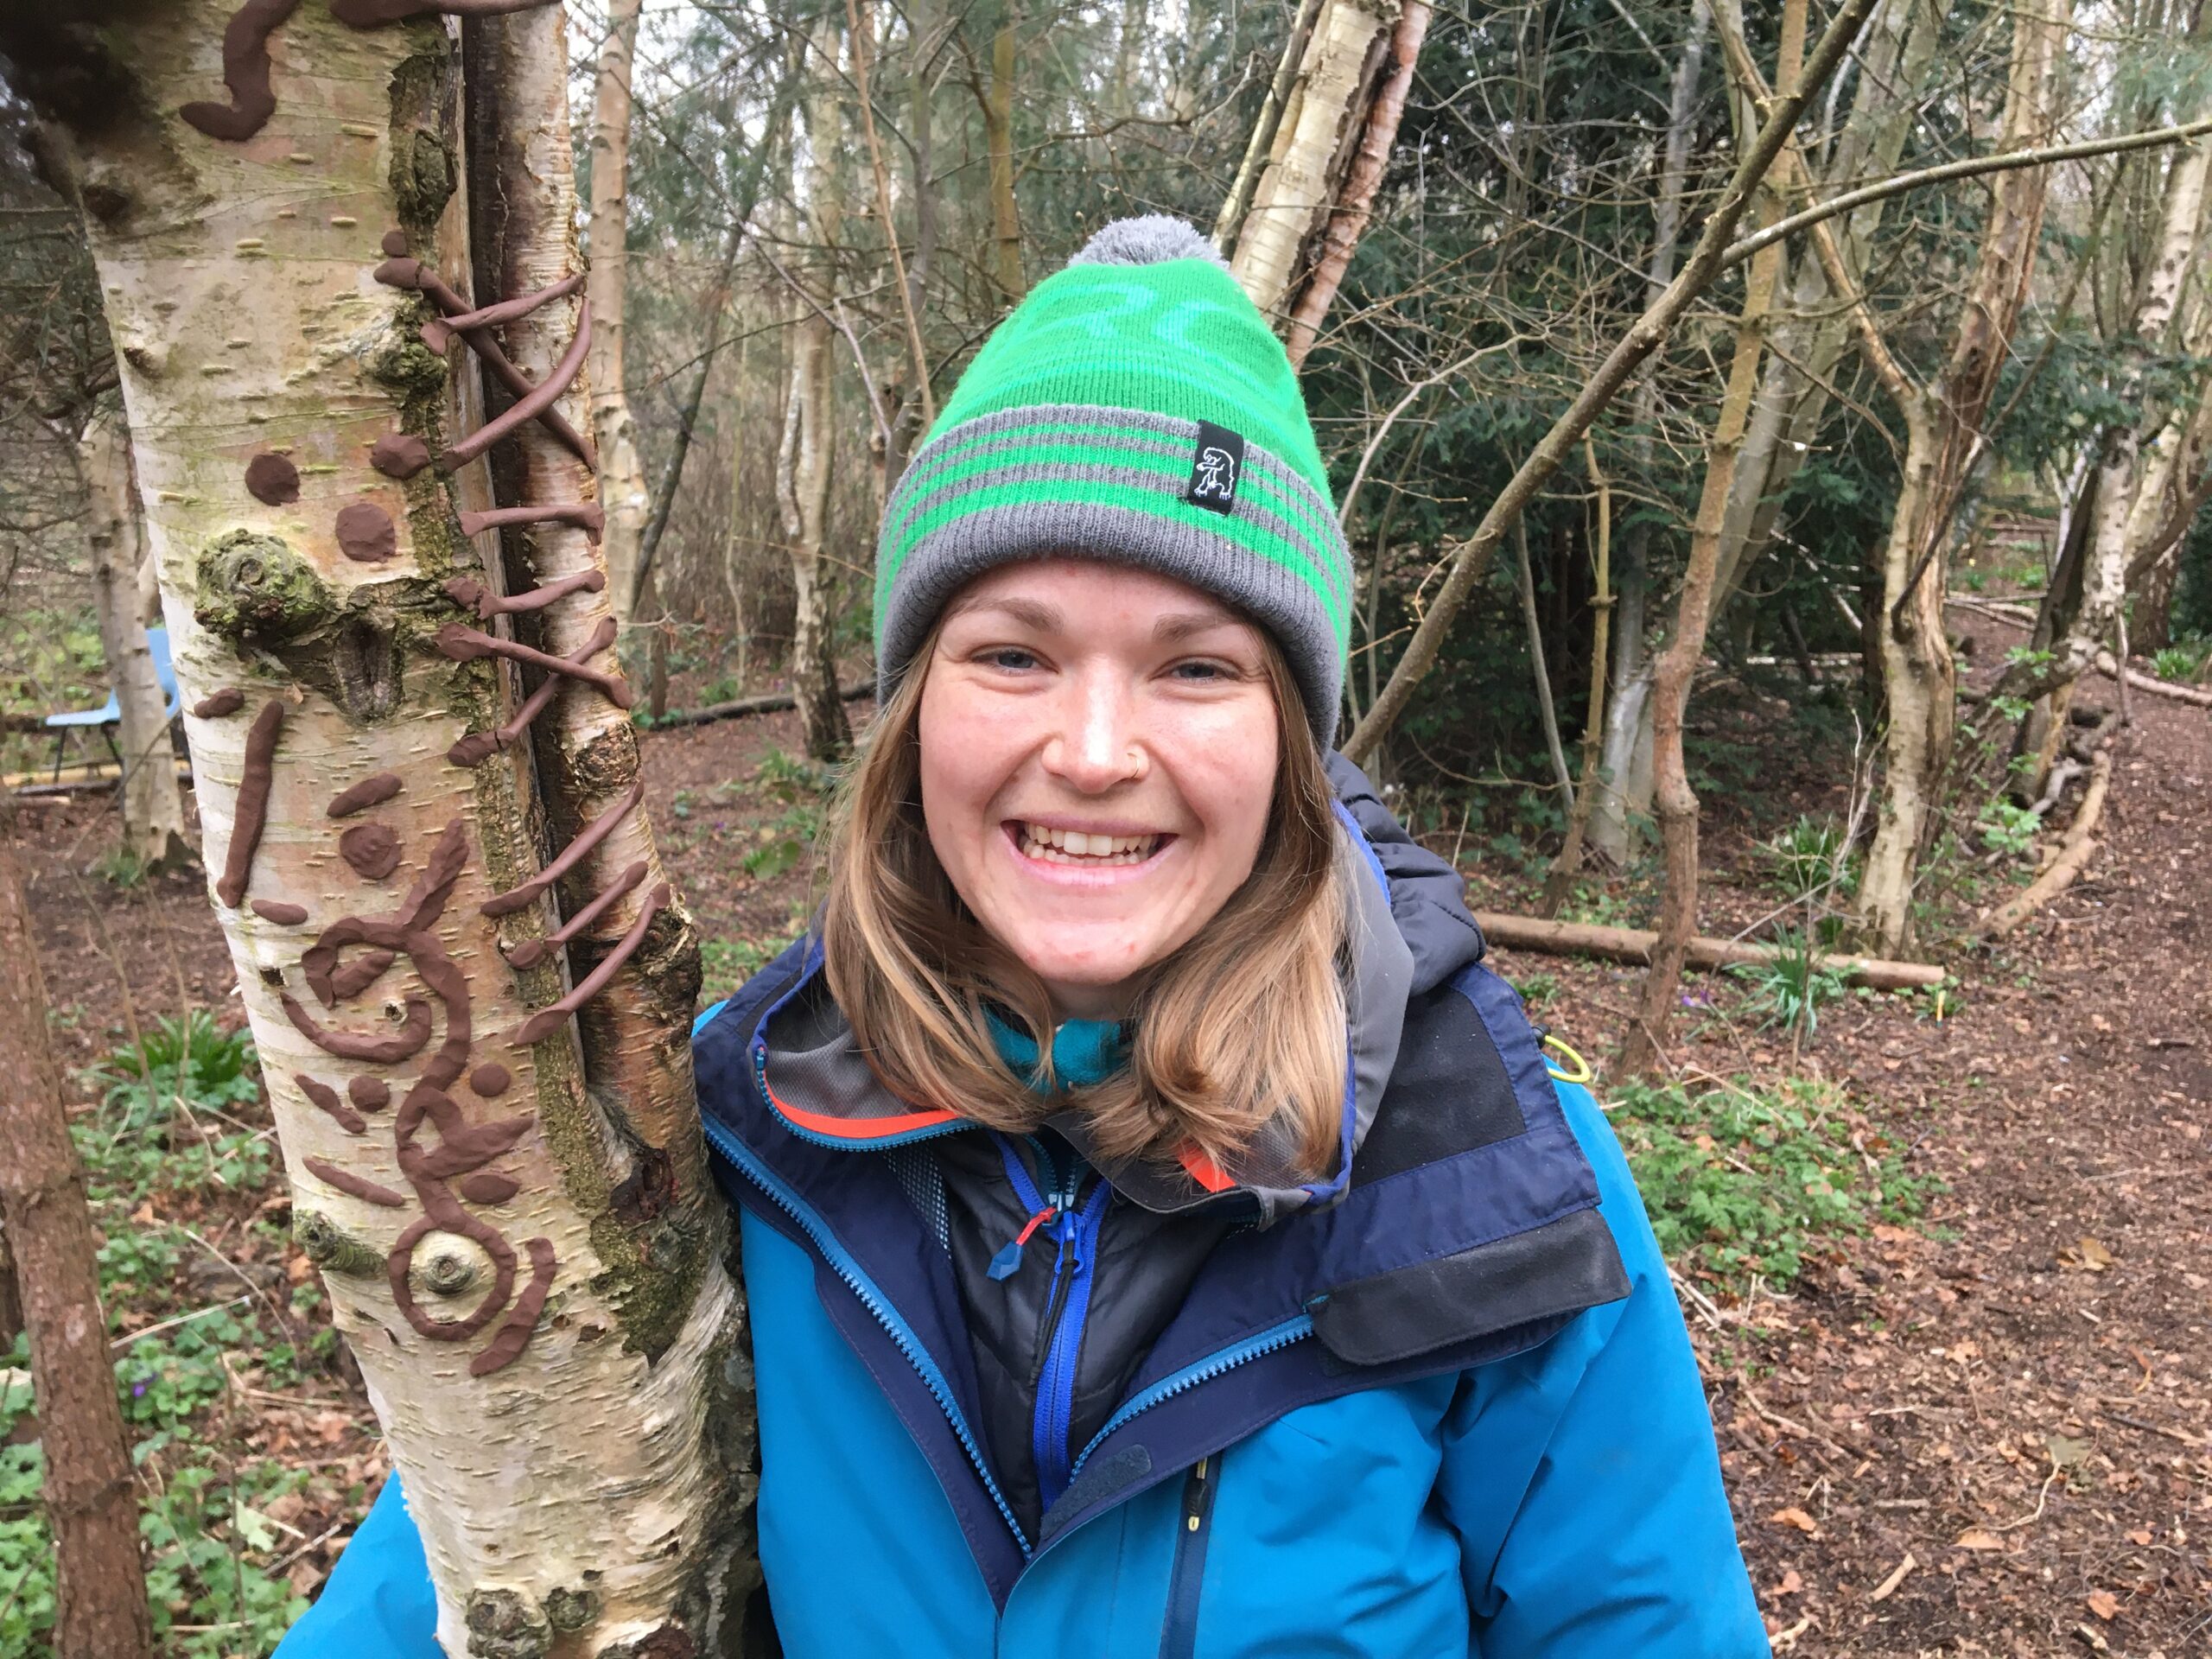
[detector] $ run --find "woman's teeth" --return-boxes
[1017,823,1160,865]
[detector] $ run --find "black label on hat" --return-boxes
[1185,421,1244,515]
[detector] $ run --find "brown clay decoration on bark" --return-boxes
[328,772,403,817]
[481,781,643,918]
[305,1156,407,1207]
[445,569,605,619]
[334,0,559,25]
[435,300,592,474]
[179,0,303,141]
[371,434,434,480]
[469,1063,512,1097]
[372,255,594,466]
[443,617,617,768]
[251,899,309,925]
[245,451,301,505]
[335,502,397,564]
[298,1073,367,1135]
[512,885,668,1047]
[435,620,632,709]
[419,271,583,355]
[349,1075,391,1113]
[502,859,645,970]
[340,822,403,880]
[215,699,284,907]
[192,688,246,718]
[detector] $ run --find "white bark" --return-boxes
[55,3,744,1649]
[588,0,652,631]
[1226,0,1394,316]
[79,411,188,866]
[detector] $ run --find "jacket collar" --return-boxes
[745,799,1421,1222]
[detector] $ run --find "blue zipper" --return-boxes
[1035,1176,1111,1509]
[990,1134,1114,1513]
[700,1111,1033,1556]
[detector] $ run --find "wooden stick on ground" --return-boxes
[1977,750,2111,938]
[1946,596,2212,707]
[1471,910,1944,990]
[654,680,874,729]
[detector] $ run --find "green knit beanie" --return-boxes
[874,215,1351,747]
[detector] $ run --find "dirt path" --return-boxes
[1480,651,2212,1656]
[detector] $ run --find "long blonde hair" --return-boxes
[821,621,1347,1181]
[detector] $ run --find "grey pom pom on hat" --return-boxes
[1066,213,1232,271]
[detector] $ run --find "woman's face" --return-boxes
[918,558,1282,1021]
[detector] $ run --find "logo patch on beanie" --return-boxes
[1185,421,1244,515]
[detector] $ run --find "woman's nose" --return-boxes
[1040,670,1147,792]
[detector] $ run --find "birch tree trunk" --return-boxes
[1855,0,2071,952]
[588,0,652,634]
[1280,0,1432,368]
[776,308,851,763]
[1224,0,1395,317]
[2003,112,2212,768]
[79,410,189,867]
[34,3,753,1649]
[0,846,153,1659]
[778,27,854,764]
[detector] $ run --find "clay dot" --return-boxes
[334,501,397,563]
[347,1075,391,1112]
[370,433,432,480]
[244,452,300,505]
[249,899,308,925]
[339,822,402,880]
[458,1171,522,1206]
[469,1062,512,1098]
[380,229,409,257]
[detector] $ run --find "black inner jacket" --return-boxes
[930,1128,1232,1541]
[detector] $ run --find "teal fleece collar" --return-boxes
[984,1007,1128,1090]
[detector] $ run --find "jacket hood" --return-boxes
[741,753,1487,1224]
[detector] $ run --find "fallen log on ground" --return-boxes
[1945,596,2212,707]
[653,680,874,728]
[1471,911,1944,990]
[1977,749,2111,938]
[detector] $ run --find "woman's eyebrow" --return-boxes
[944,594,1061,631]
[1153,609,1243,644]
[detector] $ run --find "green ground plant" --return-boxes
[1726,925,1849,1044]
[1608,1074,1937,1296]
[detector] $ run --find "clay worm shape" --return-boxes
[180,0,302,142]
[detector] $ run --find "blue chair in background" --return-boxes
[42,626,182,782]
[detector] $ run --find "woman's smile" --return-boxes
[1007,819,1173,871]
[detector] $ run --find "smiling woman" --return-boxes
[283,214,1768,1659]
[825,556,1346,1179]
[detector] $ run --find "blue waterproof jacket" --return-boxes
[280,760,1769,1658]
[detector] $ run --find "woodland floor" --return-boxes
[8,617,2209,1656]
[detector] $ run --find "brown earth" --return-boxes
[8,636,2207,1654]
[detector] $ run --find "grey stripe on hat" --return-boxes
[890,402,1344,559]
[879,497,1343,749]
[882,457,1349,620]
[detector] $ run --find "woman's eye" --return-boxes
[982,647,1039,671]
[1168,659,1231,682]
